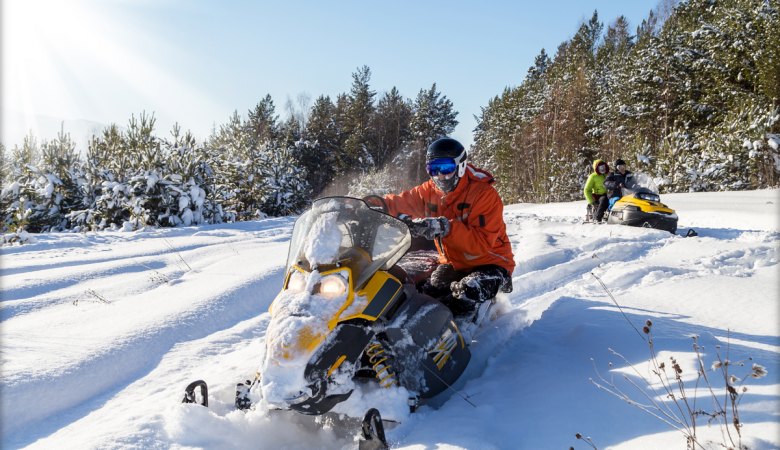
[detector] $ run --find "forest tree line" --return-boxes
[472,0,779,202]
[1,0,778,234]
[0,66,458,232]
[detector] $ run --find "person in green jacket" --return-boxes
[584,159,609,222]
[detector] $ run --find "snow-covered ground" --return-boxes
[2,189,779,450]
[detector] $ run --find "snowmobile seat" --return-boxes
[392,250,440,286]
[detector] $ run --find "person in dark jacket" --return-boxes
[604,159,633,200]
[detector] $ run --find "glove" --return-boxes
[362,195,387,212]
[408,217,450,240]
[451,268,508,302]
[451,276,486,303]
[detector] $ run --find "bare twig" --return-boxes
[164,238,192,271]
[574,432,598,449]
[590,272,646,341]
[86,289,110,303]
[74,289,111,306]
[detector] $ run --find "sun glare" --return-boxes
[4,0,96,119]
[2,0,223,146]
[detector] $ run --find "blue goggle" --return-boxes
[426,158,458,176]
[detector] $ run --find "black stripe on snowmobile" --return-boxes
[363,278,402,318]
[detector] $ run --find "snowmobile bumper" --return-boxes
[608,207,677,234]
[287,323,375,415]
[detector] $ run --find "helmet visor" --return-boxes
[426,158,458,176]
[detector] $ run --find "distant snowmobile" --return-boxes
[606,173,678,234]
[183,196,502,449]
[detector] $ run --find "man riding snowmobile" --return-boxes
[382,137,515,317]
[181,140,516,449]
[604,158,633,210]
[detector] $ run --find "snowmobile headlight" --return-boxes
[637,192,660,202]
[286,270,307,292]
[316,273,348,298]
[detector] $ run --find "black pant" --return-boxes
[590,194,608,221]
[422,264,511,302]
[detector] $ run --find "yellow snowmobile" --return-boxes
[183,196,500,449]
[606,173,678,233]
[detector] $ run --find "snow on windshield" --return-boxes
[302,212,342,267]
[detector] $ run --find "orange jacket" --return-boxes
[384,164,515,275]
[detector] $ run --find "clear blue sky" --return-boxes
[2,0,659,150]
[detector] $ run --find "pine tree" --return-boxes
[279,114,302,149]
[302,95,340,196]
[342,66,377,173]
[332,93,351,179]
[0,143,10,227]
[538,13,602,201]
[405,83,459,186]
[68,125,114,230]
[39,125,81,230]
[472,88,524,201]
[371,87,413,169]
[208,110,265,221]
[123,112,164,229]
[636,9,658,41]
[2,134,55,232]
[125,112,161,175]
[259,140,310,216]
[592,16,635,159]
[157,123,215,226]
[247,94,280,148]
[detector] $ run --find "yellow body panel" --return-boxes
[616,196,675,214]
[342,271,403,322]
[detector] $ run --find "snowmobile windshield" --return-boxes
[620,173,663,202]
[286,197,412,289]
[624,173,660,195]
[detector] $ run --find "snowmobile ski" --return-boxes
[235,372,261,410]
[359,408,389,450]
[182,380,208,407]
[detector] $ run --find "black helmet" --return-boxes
[615,158,626,167]
[427,137,465,161]
[426,137,468,192]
